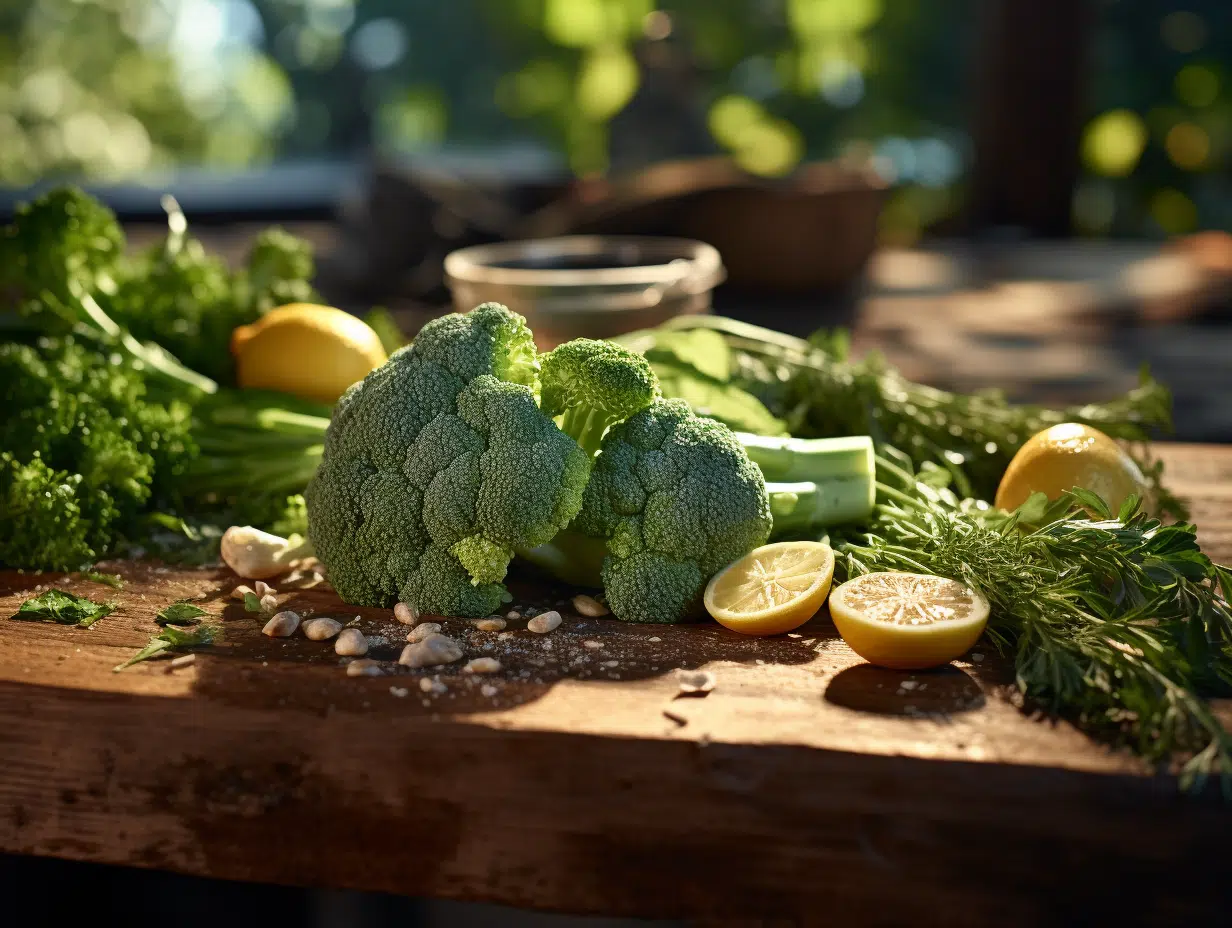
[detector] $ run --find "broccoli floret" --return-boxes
[539,338,660,457]
[573,398,773,623]
[305,304,590,616]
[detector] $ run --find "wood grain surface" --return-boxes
[2,443,1231,925]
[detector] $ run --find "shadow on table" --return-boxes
[186,568,820,719]
[824,663,986,716]
[0,853,681,928]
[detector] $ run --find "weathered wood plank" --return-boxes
[0,443,1230,922]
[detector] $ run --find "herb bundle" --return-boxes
[837,449,1232,790]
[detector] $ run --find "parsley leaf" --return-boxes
[156,601,208,626]
[15,589,115,627]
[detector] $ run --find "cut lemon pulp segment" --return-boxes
[704,541,835,636]
[828,571,990,670]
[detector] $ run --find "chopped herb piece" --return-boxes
[113,623,218,672]
[82,570,124,590]
[242,591,263,613]
[156,601,208,626]
[15,589,115,627]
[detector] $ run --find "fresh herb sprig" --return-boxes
[838,450,1232,791]
[650,315,1181,514]
[113,622,219,672]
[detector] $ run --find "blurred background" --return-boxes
[2,1,1231,924]
[1,0,1230,236]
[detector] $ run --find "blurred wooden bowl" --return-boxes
[516,157,888,295]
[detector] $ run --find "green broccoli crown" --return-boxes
[306,305,589,616]
[539,338,661,457]
[574,398,772,623]
[413,301,539,389]
[1,186,125,307]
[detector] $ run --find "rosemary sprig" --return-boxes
[837,451,1232,792]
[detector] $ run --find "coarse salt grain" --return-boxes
[346,659,383,677]
[399,634,463,668]
[571,594,609,617]
[527,611,561,634]
[481,684,498,697]
[648,636,661,642]
[582,640,603,650]
[505,611,520,620]
[334,627,368,656]
[678,670,716,695]
[393,601,419,626]
[390,686,409,698]
[262,610,300,637]
[464,657,501,674]
[303,617,343,641]
[407,622,442,642]
[971,652,985,663]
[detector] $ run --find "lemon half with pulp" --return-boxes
[704,541,835,636]
[828,571,989,670]
[232,303,387,404]
[995,423,1148,514]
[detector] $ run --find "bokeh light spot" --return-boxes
[350,18,407,71]
[1165,122,1209,170]
[1175,64,1219,108]
[1082,109,1147,177]
[576,45,639,120]
[1149,188,1197,235]
[1160,12,1207,54]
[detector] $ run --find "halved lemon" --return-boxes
[704,541,835,636]
[828,571,990,670]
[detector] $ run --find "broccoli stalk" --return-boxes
[539,339,661,458]
[736,432,877,535]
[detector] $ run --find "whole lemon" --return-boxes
[232,303,388,404]
[994,423,1149,513]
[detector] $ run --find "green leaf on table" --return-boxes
[156,601,208,626]
[113,623,219,672]
[243,591,263,613]
[82,570,124,590]
[15,589,115,627]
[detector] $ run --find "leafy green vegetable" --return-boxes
[107,198,319,383]
[156,601,208,626]
[15,589,115,627]
[306,303,589,616]
[0,186,327,570]
[83,570,124,589]
[113,623,218,672]
[837,450,1232,792]
[627,315,1179,513]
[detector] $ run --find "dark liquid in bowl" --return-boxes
[488,255,649,271]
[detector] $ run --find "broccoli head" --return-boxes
[306,304,589,616]
[539,338,660,457]
[573,398,772,623]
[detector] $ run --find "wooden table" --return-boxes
[2,443,1231,926]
